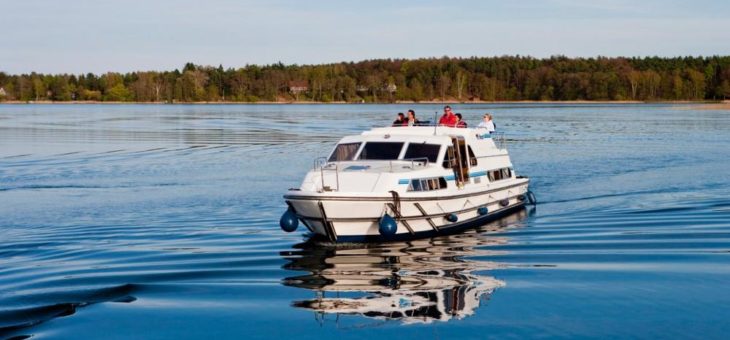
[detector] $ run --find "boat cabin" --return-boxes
[309,126,512,193]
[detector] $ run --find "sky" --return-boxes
[1,0,729,74]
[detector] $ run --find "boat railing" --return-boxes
[390,157,429,172]
[386,121,434,127]
[313,157,339,192]
[492,132,506,149]
[313,157,328,170]
[311,156,432,191]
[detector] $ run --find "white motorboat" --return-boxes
[280,124,535,242]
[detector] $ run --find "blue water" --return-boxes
[1,103,729,339]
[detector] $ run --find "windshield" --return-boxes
[404,143,441,163]
[358,142,404,160]
[328,142,361,162]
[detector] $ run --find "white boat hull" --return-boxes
[284,178,530,242]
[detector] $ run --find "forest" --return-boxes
[1,56,730,103]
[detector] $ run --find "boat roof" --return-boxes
[336,126,498,149]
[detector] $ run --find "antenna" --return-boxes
[433,111,438,135]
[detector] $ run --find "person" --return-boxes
[477,113,495,133]
[392,112,406,126]
[455,113,467,128]
[438,105,457,127]
[405,109,419,126]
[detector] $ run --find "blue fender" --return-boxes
[279,208,299,232]
[446,213,458,222]
[379,214,397,236]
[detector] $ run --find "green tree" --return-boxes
[105,83,131,101]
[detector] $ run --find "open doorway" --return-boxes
[443,137,470,188]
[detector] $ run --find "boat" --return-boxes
[279,123,535,242]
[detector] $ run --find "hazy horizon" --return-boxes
[2,0,730,74]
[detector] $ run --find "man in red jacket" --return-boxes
[438,105,457,127]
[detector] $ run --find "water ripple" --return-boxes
[1,104,730,339]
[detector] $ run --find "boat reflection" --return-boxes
[281,209,528,325]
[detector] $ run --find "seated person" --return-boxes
[405,109,420,126]
[392,112,406,126]
[477,113,495,132]
[455,113,467,128]
[438,106,457,127]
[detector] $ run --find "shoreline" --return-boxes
[1,100,727,105]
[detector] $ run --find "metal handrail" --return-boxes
[313,157,328,170]
[313,157,339,192]
[408,157,429,169]
[313,155,429,191]
[376,123,472,128]
[388,157,429,172]
[492,132,506,149]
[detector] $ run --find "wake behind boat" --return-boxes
[279,123,535,242]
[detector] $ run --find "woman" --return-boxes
[477,113,495,133]
[406,109,419,126]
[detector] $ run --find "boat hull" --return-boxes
[284,180,530,242]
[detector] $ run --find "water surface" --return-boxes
[1,103,729,339]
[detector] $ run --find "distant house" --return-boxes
[384,83,397,93]
[288,81,308,95]
[0,87,6,97]
[355,85,369,92]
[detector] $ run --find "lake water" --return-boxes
[1,103,729,339]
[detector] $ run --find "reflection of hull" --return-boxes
[281,210,528,325]
[286,181,528,242]
[294,276,505,324]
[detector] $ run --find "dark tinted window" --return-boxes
[408,177,447,191]
[467,146,477,166]
[404,143,441,163]
[488,168,512,182]
[328,142,361,162]
[358,142,404,160]
[442,146,455,168]
[501,168,512,178]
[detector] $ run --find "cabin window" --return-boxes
[358,142,404,160]
[467,146,477,166]
[502,168,512,178]
[488,168,513,182]
[404,143,441,163]
[408,177,447,191]
[442,146,455,168]
[328,142,361,162]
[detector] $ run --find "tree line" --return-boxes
[1,56,730,103]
